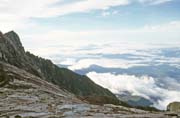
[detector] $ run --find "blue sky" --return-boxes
[32,0,180,30]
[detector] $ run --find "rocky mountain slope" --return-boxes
[0,31,118,104]
[0,62,170,118]
[0,31,176,117]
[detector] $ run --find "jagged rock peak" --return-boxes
[4,30,22,44]
[5,30,18,36]
[4,30,25,52]
[0,31,3,38]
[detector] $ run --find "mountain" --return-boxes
[1,58,151,118]
[0,30,119,104]
[116,93,153,107]
[0,60,81,117]
[0,61,167,118]
[74,64,180,79]
[0,30,173,117]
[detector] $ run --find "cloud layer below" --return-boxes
[87,72,180,109]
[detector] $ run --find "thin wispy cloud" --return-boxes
[139,0,172,5]
[0,0,130,31]
[0,0,176,31]
[24,21,180,56]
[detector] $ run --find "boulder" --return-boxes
[167,102,180,113]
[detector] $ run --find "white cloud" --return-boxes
[101,10,119,17]
[44,0,130,17]
[59,58,77,65]
[0,0,59,31]
[102,11,111,17]
[0,0,129,31]
[87,72,180,109]
[138,0,172,5]
[112,10,119,15]
[152,0,172,4]
[23,21,180,56]
[0,0,175,31]
[68,58,149,70]
[0,0,59,18]
[21,21,180,67]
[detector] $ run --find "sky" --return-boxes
[0,0,180,110]
[0,0,180,52]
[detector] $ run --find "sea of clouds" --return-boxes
[87,72,180,109]
[29,42,180,110]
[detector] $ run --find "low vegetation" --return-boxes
[0,65,9,87]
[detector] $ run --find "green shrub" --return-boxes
[15,115,22,118]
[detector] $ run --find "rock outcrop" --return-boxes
[167,102,180,113]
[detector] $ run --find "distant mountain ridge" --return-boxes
[116,93,153,107]
[0,30,119,104]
